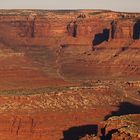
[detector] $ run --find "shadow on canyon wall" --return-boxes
[104,101,140,120]
[92,29,110,46]
[62,125,98,140]
[133,20,140,40]
[67,22,77,37]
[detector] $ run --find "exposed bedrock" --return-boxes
[0,85,125,140]
[0,11,140,50]
[0,10,140,83]
[98,114,140,140]
[80,114,140,140]
[110,20,133,39]
[0,10,140,140]
[58,47,140,80]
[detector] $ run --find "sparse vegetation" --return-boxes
[88,12,102,16]
[81,81,93,87]
[0,86,72,95]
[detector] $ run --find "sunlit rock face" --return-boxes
[80,114,140,140]
[0,10,140,140]
[0,10,140,82]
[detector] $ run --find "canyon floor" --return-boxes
[0,10,140,140]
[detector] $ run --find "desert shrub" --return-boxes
[81,81,93,87]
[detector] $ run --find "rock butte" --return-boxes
[0,10,140,140]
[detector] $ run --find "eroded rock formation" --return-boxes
[133,19,140,40]
[67,21,77,37]
[80,114,140,140]
[98,114,140,140]
[110,19,134,39]
[0,10,140,140]
[0,10,139,47]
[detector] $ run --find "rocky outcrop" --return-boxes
[0,10,139,85]
[76,19,110,38]
[0,10,140,140]
[98,114,140,140]
[0,10,139,49]
[80,114,140,140]
[67,21,77,37]
[110,19,134,39]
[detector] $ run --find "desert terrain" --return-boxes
[0,10,140,140]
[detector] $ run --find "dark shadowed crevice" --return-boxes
[67,21,77,37]
[111,20,117,39]
[62,125,98,140]
[133,20,140,40]
[92,28,110,47]
[104,102,140,120]
[105,129,119,140]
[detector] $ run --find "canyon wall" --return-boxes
[0,10,140,82]
[0,10,140,140]
[0,11,140,49]
[111,20,134,39]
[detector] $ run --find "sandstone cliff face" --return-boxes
[76,19,110,38]
[111,20,134,39]
[0,10,140,140]
[0,15,35,38]
[0,10,139,84]
[0,10,139,48]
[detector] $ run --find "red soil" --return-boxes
[0,10,139,140]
